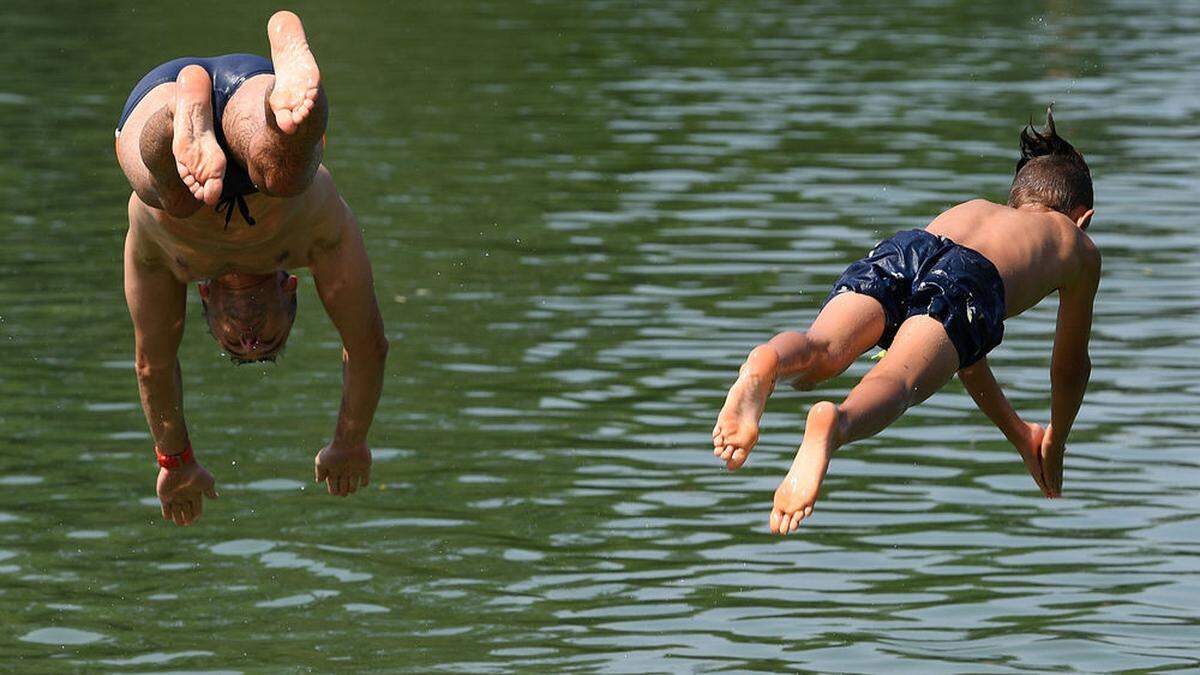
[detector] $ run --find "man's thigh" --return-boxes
[115,83,175,206]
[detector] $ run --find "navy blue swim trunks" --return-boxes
[116,54,274,225]
[824,229,1006,368]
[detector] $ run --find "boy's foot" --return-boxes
[267,10,321,135]
[172,65,225,207]
[771,401,841,535]
[713,345,779,471]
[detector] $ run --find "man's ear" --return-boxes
[1076,208,1094,231]
[283,274,299,293]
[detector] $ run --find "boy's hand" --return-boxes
[157,463,218,526]
[314,442,371,496]
[1016,421,1052,497]
[1039,424,1066,498]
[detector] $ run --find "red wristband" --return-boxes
[155,443,195,470]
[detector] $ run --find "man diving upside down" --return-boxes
[712,108,1100,535]
[115,12,387,526]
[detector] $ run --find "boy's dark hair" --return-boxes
[1007,105,1093,216]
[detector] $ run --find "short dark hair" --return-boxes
[1007,105,1093,216]
[199,290,298,365]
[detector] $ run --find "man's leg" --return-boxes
[221,11,328,198]
[712,292,885,471]
[770,315,960,534]
[116,67,226,216]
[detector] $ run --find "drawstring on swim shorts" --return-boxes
[216,193,256,228]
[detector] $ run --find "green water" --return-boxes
[2,1,1198,672]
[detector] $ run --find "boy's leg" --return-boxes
[770,315,960,534]
[712,292,885,470]
[220,11,328,198]
[116,66,226,217]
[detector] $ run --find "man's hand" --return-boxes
[157,463,218,526]
[315,442,371,496]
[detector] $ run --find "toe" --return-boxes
[730,448,747,469]
[769,508,782,534]
[203,179,223,206]
[274,108,296,134]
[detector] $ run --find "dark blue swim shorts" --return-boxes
[116,54,274,222]
[823,229,1006,368]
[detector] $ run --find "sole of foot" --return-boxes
[770,401,840,535]
[171,65,225,207]
[267,10,321,135]
[712,346,778,471]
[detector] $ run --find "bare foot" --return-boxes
[172,65,225,207]
[713,345,778,471]
[771,401,841,534]
[1039,424,1065,498]
[267,11,321,135]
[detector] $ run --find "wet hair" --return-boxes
[1007,105,1093,216]
[199,282,298,365]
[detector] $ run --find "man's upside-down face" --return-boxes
[199,271,299,364]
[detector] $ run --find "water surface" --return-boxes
[1,1,1197,671]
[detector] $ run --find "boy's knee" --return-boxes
[798,336,842,382]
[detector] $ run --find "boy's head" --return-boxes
[1007,105,1093,223]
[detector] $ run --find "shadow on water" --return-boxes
[0,0,1197,671]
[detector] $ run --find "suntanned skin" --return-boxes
[118,12,388,526]
[712,198,1100,534]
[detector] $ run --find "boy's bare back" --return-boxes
[926,199,1100,319]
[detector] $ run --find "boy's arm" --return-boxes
[1047,244,1101,446]
[960,358,1050,496]
[958,358,1031,449]
[308,197,389,496]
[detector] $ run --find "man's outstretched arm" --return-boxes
[124,226,189,454]
[124,222,216,525]
[309,198,389,496]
